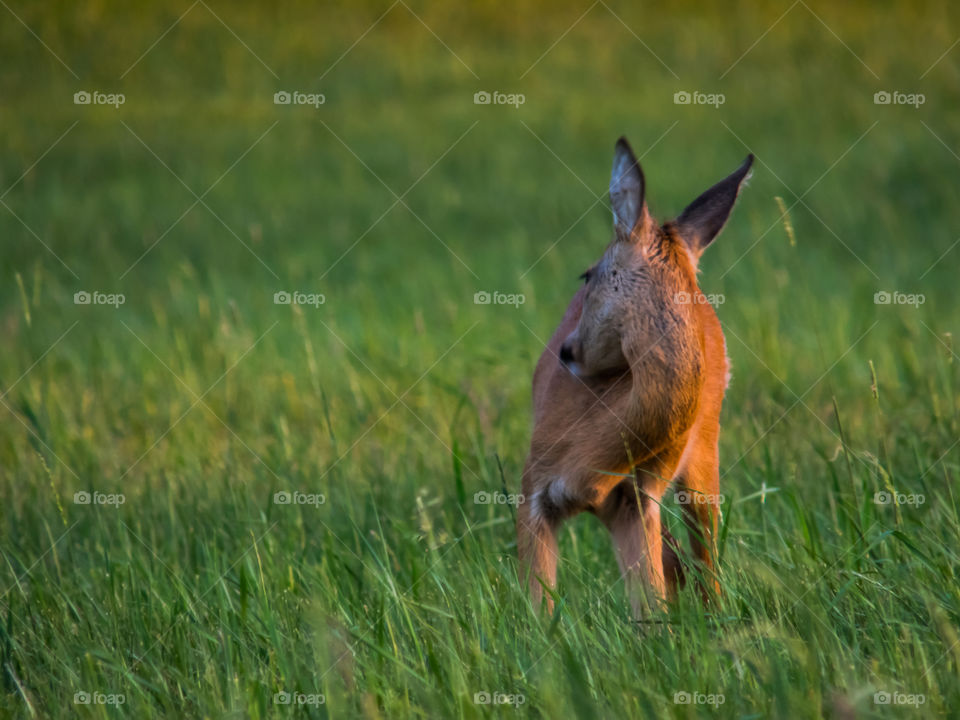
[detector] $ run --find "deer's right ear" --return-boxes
[610,137,647,238]
[674,154,753,258]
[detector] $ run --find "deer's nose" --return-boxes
[559,342,575,364]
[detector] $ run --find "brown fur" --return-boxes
[517,139,751,617]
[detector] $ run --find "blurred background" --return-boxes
[2,1,959,717]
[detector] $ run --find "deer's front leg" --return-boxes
[676,445,722,601]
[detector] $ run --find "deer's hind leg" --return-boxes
[599,482,668,618]
[517,480,560,613]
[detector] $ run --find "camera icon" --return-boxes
[74,491,91,505]
[674,291,691,304]
[674,691,692,704]
[674,491,690,505]
[874,691,892,705]
[673,91,691,105]
[274,491,292,505]
[873,91,891,105]
[274,291,291,305]
[473,491,491,505]
[274,691,292,704]
[474,291,491,305]
[274,91,291,105]
[473,91,491,105]
[874,491,892,505]
[474,691,491,704]
[74,291,91,305]
[74,691,91,704]
[874,291,891,304]
[74,91,91,105]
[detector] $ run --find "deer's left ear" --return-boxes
[675,154,753,258]
[609,137,648,239]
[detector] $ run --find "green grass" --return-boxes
[2,0,960,717]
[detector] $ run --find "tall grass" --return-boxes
[2,1,959,717]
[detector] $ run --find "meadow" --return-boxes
[2,1,959,717]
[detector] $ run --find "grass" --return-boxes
[2,0,960,717]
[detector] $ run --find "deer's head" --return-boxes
[559,138,752,379]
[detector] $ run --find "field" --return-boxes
[2,1,960,717]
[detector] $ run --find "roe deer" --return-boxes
[517,137,752,617]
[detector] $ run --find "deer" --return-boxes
[517,137,752,618]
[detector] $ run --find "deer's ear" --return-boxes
[675,154,753,256]
[610,137,647,238]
